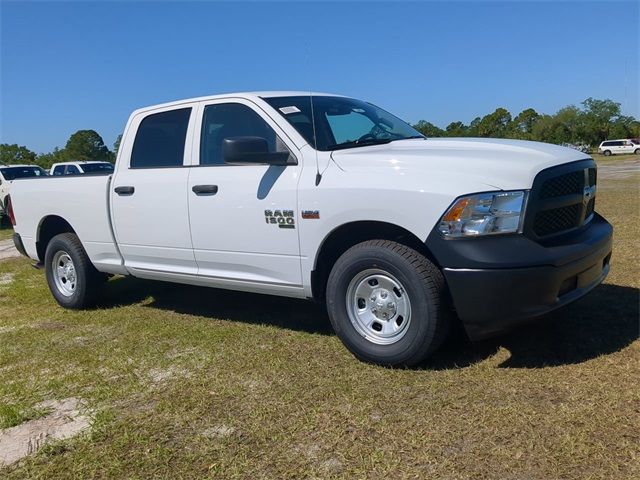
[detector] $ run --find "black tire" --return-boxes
[326,240,450,367]
[44,232,103,309]
[603,150,612,156]
[634,149,640,155]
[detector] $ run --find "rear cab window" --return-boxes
[131,108,192,168]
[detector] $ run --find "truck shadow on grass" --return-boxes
[98,278,638,370]
[426,283,639,370]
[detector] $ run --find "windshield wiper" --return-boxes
[328,138,393,151]
[391,135,425,141]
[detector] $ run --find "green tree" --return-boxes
[113,134,123,158]
[511,108,540,139]
[64,130,112,162]
[445,121,468,137]
[467,117,482,137]
[580,98,623,145]
[0,143,37,165]
[413,120,444,137]
[35,147,66,169]
[477,108,512,137]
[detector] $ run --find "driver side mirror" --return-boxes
[223,136,291,166]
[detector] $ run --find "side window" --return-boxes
[66,165,80,175]
[131,108,191,168]
[200,103,289,165]
[52,166,64,176]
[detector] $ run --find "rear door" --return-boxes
[186,99,302,289]
[111,104,198,274]
[621,140,634,154]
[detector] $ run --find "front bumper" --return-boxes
[426,214,613,340]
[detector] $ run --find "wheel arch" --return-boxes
[36,215,77,262]
[311,220,439,302]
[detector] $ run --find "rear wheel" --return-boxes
[326,240,449,366]
[45,233,103,309]
[603,150,612,156]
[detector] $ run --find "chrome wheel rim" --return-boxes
[345,269,411,345]
[52,251,77,297]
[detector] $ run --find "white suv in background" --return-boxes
[50,161,114,176]
[598,139,640,156]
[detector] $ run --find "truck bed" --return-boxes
[9,174,125,274]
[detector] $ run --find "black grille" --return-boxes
[533,204,582,237]
[526,161,597,239]
[539,171,582,198]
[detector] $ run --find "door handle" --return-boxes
[192,185,218,196]
[114,186,135,196]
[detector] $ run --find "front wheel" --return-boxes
[634,149,640,155]
[603,150,612,156]
[45,233,103,309]
[326,240,449,366]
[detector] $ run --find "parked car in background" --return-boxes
[598,139,640,156]
[561,143,590,154]
[0,164,48,219]
[8,92,613,366]
[50,161,114,176]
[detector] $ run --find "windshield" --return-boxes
[263,96,423,151]
[0,166,47,180]
[81,163,114,173]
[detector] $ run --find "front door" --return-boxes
[187,99,302,291]
[111,105,198,275]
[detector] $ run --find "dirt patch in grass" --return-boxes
[202,425,235,439]
[598,157,640,183]
[0,398,93,466]
[0,239,20,260]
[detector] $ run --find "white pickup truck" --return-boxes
[8,92,613,366]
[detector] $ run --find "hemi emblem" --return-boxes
[302,210,320,219]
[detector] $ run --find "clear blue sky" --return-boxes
[1,1,638,153]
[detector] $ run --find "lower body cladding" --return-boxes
[427,214,613,340]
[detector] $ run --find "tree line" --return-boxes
[413,98,639,145]
[1,97,638,168]
[0,131,122,169]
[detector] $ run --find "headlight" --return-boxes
[438,190,528,238]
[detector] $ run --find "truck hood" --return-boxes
[330,138,589,190]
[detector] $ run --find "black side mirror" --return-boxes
[223,136,290,165]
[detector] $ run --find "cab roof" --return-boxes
[131,91,346,116]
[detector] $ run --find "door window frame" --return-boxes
[119,102,199,170]
[189,98,300,167]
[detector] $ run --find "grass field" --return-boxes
[0,155,638,479]
[0,225,13,241]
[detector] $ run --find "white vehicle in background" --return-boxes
[50,161,114,176]
[598,139,640,156]
[561,142,590,154]
[7,92,613,366]
[0,164,48,219]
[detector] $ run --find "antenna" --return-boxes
[309,90,322,186]
[305,41,322,186]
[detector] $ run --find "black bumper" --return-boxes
[13,232,28,257]
[426,214,613,340]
